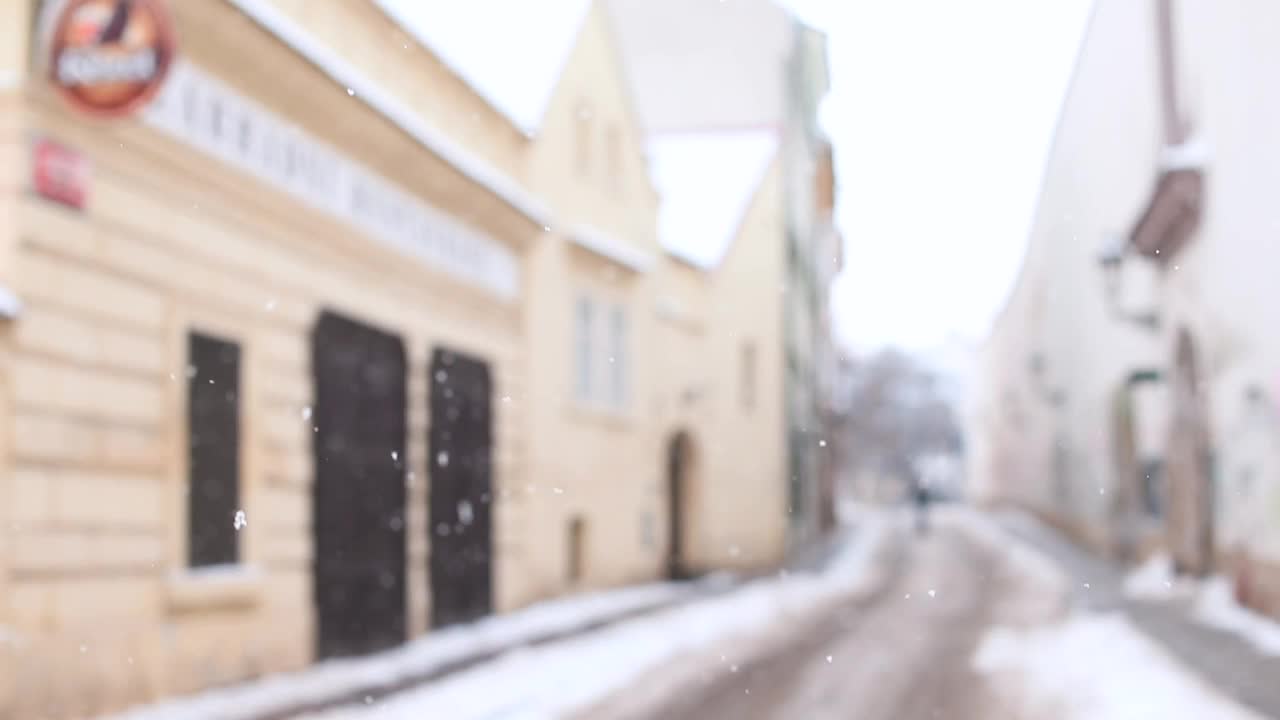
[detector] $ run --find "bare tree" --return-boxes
[834,350,963,499]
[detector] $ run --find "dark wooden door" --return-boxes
[312,311,408,659]
[428,348,493,628]
[667,432,688,580]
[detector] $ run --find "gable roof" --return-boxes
[376,0,594,136]
[647,130,779,270]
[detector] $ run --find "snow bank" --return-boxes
[1194,577,1280,657]
[1123,553,1197,601]
[106,583,689,720]
[307,515,896,719]
[974,614,1263,720]
[1123,554,1280,657]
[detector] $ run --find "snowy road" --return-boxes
[586,515,1045,720]
[302,508,1263,720]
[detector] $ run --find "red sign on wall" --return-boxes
[47,0,177,119]
[33,138,91,209]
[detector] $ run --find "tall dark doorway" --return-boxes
[312,311,408,659]
[1167,329,1214,576]
[428,348,493,628]
[667,431,693,579]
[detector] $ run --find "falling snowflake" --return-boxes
[391,450,399,462]
[437,451,449,467]
[826,655,833,664]
[301,406,313,421]
[233,510,247,531]
[264,298,277,312]
[819,440,827,447]
[928,589,936,598]
[346,88,355,96]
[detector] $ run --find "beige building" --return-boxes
[609,0,840,551]
[973,0,1280,618]
[0,0,797,716]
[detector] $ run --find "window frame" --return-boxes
[607,303,629,409]
[574,294,596,402]
[185,330,244,569]
[741,340,758,411]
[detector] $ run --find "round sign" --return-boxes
[47,0,176,118]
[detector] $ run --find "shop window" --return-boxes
[574,295,595,401]
[608,305,628,409]
[187,332,242,568]
[568,515,587,583]
[741,341,757,410]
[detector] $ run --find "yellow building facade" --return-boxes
[0,1,793,717]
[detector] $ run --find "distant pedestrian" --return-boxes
[912,479,931,536]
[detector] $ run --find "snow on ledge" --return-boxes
[304,514,897,719]
[105,582,689,720]
[222,0,552,228]
[1159,138,1210,172]
[567,224,657,273]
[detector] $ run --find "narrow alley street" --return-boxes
[111,508,1274,720]
[584,512,1056,720]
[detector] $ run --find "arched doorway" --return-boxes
[666,431,695,579]
[1167,329,1214,576]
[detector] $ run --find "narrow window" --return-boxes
[608,305,628,408]
[574,295,595,401]
[574,101,593,176]
[568,515,587,583]
[606,124,623,194]
[741,341,757,410]
[187,332,242,568]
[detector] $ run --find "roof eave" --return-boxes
[223,0,552,231]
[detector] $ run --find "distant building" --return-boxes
[609,0,842,552]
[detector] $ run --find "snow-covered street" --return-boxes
[295,507,1268,720]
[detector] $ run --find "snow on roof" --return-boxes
[647,130,779,271]
[375,0,594,136]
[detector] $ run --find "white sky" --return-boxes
[783,0,1095,353]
